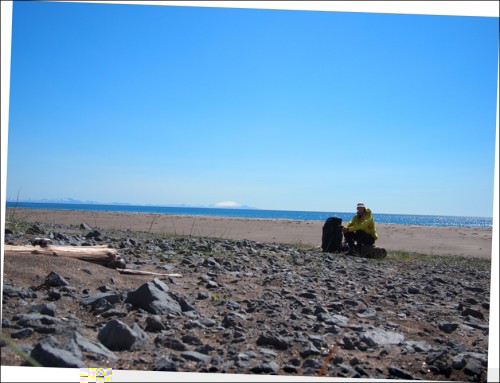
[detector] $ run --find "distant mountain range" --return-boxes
[7,198,104,205]
[6,198,258,210]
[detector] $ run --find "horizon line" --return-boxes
[4,199,494,219]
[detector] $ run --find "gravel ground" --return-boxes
[1,221,491,381]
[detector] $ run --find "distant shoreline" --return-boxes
[4,202,493,228]
[5,208,492,259]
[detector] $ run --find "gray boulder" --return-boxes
[97,320,139,351]
[14,313,60,328]
[362,329,405,347]
[154,335,188,351]
[388,366,415,380]
[131,322,149,345]
[29,303,57,317]
[80,223,93,230]
[45,271,69,287]
[73,331,117,360]
[125,278,182,316]
[154,356,178,371]
[180,351,211,364]
[145,315,166,332]
[30,341,84,368]
[80,292,122,307]
[11,328,34,339]
[438,322,459,333]
[249,360,279,374]
[256,332,290,350]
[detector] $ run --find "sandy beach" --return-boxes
[5,208,492,259]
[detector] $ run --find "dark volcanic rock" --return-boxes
[14,313,61,331]
[182,334,202,345]
[362,329,405,347]
[73,331,117,360]
[438,322,459,333]
[29,303,57,317]
[202,257,221,269]
[249,360,279,374]
[101,309,127,318]
[154,356,178,371]
[97,319,139,351]
[131,322,150,345]
[11,328,34,339]
[145,315,166,332]
[461,308,485,320]
[47,290,62,301]
[91,298,114,314]
[340,335,356,350]
[85,230,102,240]
[388,366,415,380]
[154,335,188,351]
[30,341,84,368]
[80,292,122,308]
[406,340,433,352]
[180,351,211,364]
[256,332,290,350]
[323,313,350,327]
[3,284,31,298]
[299,344,321,358]
[464,360,483,377]
[125,278,182,316]
[452,355,467,369]
[222,312,246,328]
[171,292,198,314]
[45,271,69,287]
[80,223,93,230]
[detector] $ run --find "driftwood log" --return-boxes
[4,239,183,277]
[4,243,127,269]
[116,268,183,278]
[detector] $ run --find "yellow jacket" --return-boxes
[346,208,378,240]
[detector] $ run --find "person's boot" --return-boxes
[360,244,375,258]
[354,243,363,256]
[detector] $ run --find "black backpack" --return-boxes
[321,216,343,253]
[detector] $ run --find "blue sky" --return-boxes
[3,1,499,217]
[0,4,499,383]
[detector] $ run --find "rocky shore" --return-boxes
[1,221,491,381]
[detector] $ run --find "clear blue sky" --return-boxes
[4,1,499,217]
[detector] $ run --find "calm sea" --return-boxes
[5,202,493,228]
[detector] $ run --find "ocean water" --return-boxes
[5,202,493,228]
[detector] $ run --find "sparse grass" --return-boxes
[210,293,230,302]
[170,217,178,236]
[5,207,31,233]
[215,230,229,240]
[283,245,491,271]
[5,191,32,232]
[189,218,196,237]
[289,241,316,251]
[381,250,491,269]
[210,294,221,302]
[148,214,158,233]
[5,215,32,233]
[0,332,42,367]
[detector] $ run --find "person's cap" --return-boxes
[357,203,365,209]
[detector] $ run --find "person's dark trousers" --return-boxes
[344,230,375,252]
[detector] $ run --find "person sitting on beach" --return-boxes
[342,202,378,255]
